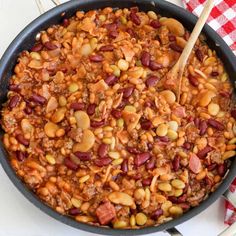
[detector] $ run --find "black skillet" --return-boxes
[0,0,236,235]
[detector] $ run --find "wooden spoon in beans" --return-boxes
[166,0,215,102]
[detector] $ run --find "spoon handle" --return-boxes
[178,0,214,68]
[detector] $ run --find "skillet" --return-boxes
[0,0,236,235]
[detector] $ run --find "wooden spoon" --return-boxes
[166,0,215,102]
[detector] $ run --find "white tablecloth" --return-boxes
[0,0,228,235]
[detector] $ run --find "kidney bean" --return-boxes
[24,106,32,115]
[197,146,213,158]
[16,151,26,162]
[26,101,35,109]
[140,119,152,130]
[183,142,192,150]
[105,75,119,86]
[231,109,236,119]
[126,28,136,38]
[151,209,163,220]
[146,75,159,87]
[168,35,176,42]
[121,159,128,173]
[74,152,91,161]
[126,146,140,154]
[91,120,105,128]
[205,176,213,186]
[48,70,57,76]
[188,74,199,87]
[195,49,204,62]
[94,157,112,167]
[8,84,20,92]
[99,45,114,51]
[105,23,117,31]
[122,87,134,99]
[141,51,151,67]
[16,134,29,146]
[220,91,231,98]
[69,207,80,216]
[168,196,179,204]
[130,12,141,25]
[109,30,118,39]
[65,126,71,133]
[62,18,69,27]
[89,54,104,62]
[111,109,122,119]
[149,60,163,71]
[207,163,217,171]
[142,177,152,186]
[44,41,58,50]
[211,71,219,77]
[208,118,224,131]
[179,203,190,210]
[9,95,20,109]
[64,157,78,170]
[146,156,156,170]
[117,99,128,109]
[87,104,96,116]
[170,43,183,53]
[172,155,180,172]
[150,20,161,29]
[144,100,154,108]
[199,120,208,135]
[218,163,227,177]
[30,94,46,105]
[98,143,109,158]
[147,142,153,150]
[70,102,85,110]
[178,194,187,203]
[132,173,142,180]
[159,136,169,142]
[31,43,43,52]
[9,84,20,92]
[194,117,200,128]
[135,152,151,166]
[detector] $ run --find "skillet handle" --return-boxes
[165,228,183,236]
[166,189,236,236]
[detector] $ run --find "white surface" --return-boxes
[0,1,229,236]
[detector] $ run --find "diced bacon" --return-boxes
[90,79,108,93]
[117,130,129,144]
[172,106,186,118]
[96,202,116,225]
[189,153,202,174]
[122,110,141,133]
[163,74,177,91]
[80,17,96,32]
[120,45,135,62]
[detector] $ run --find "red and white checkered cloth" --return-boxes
[183,0,236,226]
[224,179,236,225]
[183,0,236,55]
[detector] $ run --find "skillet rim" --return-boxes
[0,0,236,235]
